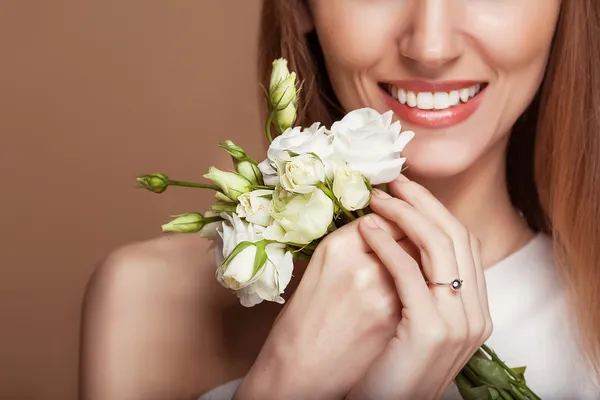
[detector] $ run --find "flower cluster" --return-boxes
[137,58,414,307]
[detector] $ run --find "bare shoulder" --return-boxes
[86,233,225,304]
[80,234,271,400]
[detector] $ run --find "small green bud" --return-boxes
[136,173,169,193]
[269,58,298,112]
[211,202,238,214]
[161,213,206,233]
[270,58,291,93]
[270,72,298,111]
[275,103,297,133]
[203,166,253,201]
[218,140,247,161]
[236,160,263,186]
[218,141,263,185]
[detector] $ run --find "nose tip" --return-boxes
[399,1,463,70]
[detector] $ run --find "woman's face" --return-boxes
[305,0,561,178]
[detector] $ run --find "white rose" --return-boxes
[273,152,325,194]
[236,189,273,226]
[332,165,371,211]
[214,213,261,288]
[330,108,415,185]
[267,122,334,161]
[235,244,293,307]
[215,213,294,307]
[264,185,334,245]
[257,158,279,186]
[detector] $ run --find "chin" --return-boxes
[400,138,483,180]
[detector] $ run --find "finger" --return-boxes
[389,178,489,392]
[367,192,467,340]
[358,215,433,311]
[388,179,485,329]
[320,213,407,254]
[470,233,492,336]
[369,191,461,291]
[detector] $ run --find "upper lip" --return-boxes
[384,80,486,92]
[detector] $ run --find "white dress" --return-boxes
[200,233,600,399]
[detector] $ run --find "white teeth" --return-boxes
[433,92,450,110]
[416,92,434,110]
[449,90,460,106]
[389,83,483,110]
[398,89,407,105]
[459,88,471,102]
[407,91,417,107]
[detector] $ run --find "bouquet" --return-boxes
[136,58,541,400]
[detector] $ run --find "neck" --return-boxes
[409,137,535,269]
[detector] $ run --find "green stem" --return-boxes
[167,180,221,191]
[265,109,275,143]
[356,209,365,217]
[480,345,541,400]
[253,185,274,190]
[509,384,529,400]
[203,216,224,224]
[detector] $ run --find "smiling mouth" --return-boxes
[381,82,488,111]
[379,80,489,129]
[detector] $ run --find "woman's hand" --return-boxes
[234,207,406,399]
[348,176,494,400]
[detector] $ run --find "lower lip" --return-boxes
[381,87,486,129]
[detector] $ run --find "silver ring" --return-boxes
[426,278,463,291]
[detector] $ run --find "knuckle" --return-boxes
[422,322,450,346]
[349,265,375,291]
[453,226,471,248]
[322,234,346,255]
[449,323,469,345]
[469,320,487,341]
[372,291,399,320]
[483,318,494,341]
[430,230,454,253]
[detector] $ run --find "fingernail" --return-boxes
[372,189,391,198]
[396,174,409,182]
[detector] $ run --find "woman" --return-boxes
[80,1,600,399]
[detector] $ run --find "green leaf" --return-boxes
[220,241,255,271]
[511,366,526,381]
[464,365,485,387]
[467,354,512,390]
[488,388,502,400]
[251,243,269,278]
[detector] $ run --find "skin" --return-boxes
[80,1,562,399]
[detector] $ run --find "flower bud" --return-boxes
[275,103,297,133]
[269,58,299,132]
[162,213,211,234]
[136,173,169,193]
[236,161,263,186]
[219,141,263,186]
[211,202,238,214]
[269,58,291,95]
[270,72,298,111]
[203,166,253,201]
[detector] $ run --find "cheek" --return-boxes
[467,3,560,74]
[312,3,398,76]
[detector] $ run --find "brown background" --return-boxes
[0,1,264,398]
